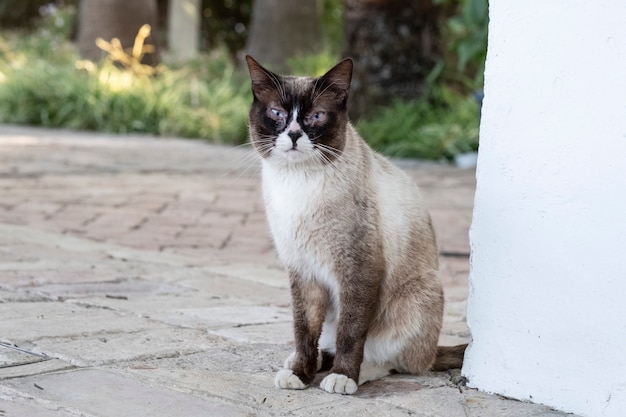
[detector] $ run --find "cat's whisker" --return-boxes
[221,134,276,179]
[221,150,261,180]
[233,148,261,168]
[211,142,254,178]
[315,142,356,169]
[312,147,357,184]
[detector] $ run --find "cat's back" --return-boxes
[365,144,438,263]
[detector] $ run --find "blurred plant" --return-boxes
[321,0,344,54]
[0,0,77,28]
[447,0,488,73]
[358,87,479,161]
[0,2,77,64]
[199,0,252,55]
[0,0,486,161]
[38,1,77,39]
[92,24,159,77]
[287,50,339,77]
[434,0,488,90]
[0,19,249,143]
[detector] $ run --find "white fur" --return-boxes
[283,350,323,371]
[318,311,338,354]
[358,362,393,385]
[275,369,307,390]
[363,333,404,366]
[262,160,341,298]
[320,373,358,395]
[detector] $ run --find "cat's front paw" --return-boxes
[319,373,357,395]
[274,369,307,390]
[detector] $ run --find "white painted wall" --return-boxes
[464,1,626,417]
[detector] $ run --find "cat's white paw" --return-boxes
[319,373,358,395]
[274,369,307,390]
[283,349,323,370]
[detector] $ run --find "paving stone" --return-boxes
[151,305,292,330]
[0,126,579,417]
[3,368,251,417]
[25,279,193,301]
[0,359,74,380]
[0,344,46,368]
[32,327,218,366]
[0,395,79,417]
[209,321,294,344]
[124,366,397,416]
[205,264,288,289]
[0,301,159,345]
[175,273,289,305]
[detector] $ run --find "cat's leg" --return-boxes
[283,348,323,371]
[319,261,383,395]
[397,272,444,375]
[275,270,329,390]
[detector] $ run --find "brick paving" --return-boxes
[0,125,577,416]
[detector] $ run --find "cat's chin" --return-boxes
[272,149,317,166]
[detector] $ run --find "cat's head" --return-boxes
[245,55,353,167]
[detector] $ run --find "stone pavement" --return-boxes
[0,125,577,416]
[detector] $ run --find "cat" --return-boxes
[245,55,467,395]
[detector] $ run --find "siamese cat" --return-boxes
[245,55,467,395]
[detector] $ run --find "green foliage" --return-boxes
[0,0,66,28]
[449,0,488,72]
[0,1,486,161]
[321,0,344,54]
[37,1,77,40]
[157,54,251,142]
[200,0,252,54]
[356,0,486,160]
[0,21,249,143]
[435,0,489,90]
[286,0,485,161]
[287,51,340,77]
[358,88,479,161]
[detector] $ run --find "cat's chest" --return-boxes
[261,163,338,262]
[262,165,325,233]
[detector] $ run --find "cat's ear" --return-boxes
[317,58,353,103]
[245,55,280,100]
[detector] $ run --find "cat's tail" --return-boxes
[430,344,468,371]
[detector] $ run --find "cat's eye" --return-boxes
[266,106,287,129]
[305,111,327,126]
[268,107,286,119]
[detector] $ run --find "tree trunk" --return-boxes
[167,0,201,62]
[343,0,441,120]
[77,0,161,66]
[246,0,322,72]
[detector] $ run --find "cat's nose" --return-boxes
[287,130,303,146]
